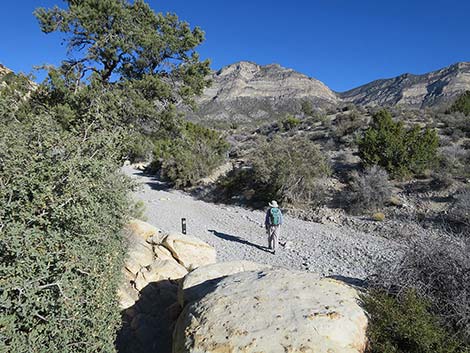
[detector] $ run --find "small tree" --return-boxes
[301,99,314,116]
[250,136,331,206]
[449,91,470,116]
[357,110,439,178]
[153,122,229,188]
[34,0,211,131]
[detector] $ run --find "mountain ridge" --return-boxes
[340,61,470,108]
[188,60,470,124]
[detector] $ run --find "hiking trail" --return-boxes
[123,166,402,279]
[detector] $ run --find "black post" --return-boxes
[181,218,187,235]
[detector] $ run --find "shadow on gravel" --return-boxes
[208,229,270,253]
[131,169,172,191]
[145,180,171,191]
[327,275,367,289]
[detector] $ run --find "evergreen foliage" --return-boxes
[0,76,131,352]
[301,100,314,116]
[363,290,467,353]
[152,122,229,188]
[449,90,470,115]
[280,115,301,131]
[219,137,330,207]
[357,110,439,178]
[1,1,212,351]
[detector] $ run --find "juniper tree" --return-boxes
[34,0,211,131]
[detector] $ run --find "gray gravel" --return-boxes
[123,166,404,280]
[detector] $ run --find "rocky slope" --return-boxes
[186,61,339,124]
[0,63,12,77]
[186,61,470,124]
[340,62,470,108]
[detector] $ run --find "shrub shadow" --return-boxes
[116,279,180,353]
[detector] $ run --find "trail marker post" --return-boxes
[181,218,187,235]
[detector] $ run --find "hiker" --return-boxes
[265,200,283,254]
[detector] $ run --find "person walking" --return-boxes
[265,200,283,254]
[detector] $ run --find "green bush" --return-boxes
[358,109,439,178]
[153,122,229,188]
[218,136,330,207]
[372,235,470,346]
[301,100,314,116]
[449,91,470,116]
[363,290,466,353]
[126,133,155,162]
[0,114,131,352]
[280,115,301,131]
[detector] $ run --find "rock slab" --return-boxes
[173,269,368,353]
[178,260,272,306]
[117,219,217,353]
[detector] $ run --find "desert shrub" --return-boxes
[346,166,392,214]
[129,200,147,221]
[280,114,301,131]
[363,289,465,353]
[371,235,470,345]
[301,100,314,116]
[438,111,470,140]
[126,133,155,162]
[0,114,131,352]
[435,144,470,182]
[447,188,470,232]
[221,136,331,207]
[358,109,439,178]
[153,122,229,188]
[333,111,365,140]
[372,212,385,221]
[449,91,470,116]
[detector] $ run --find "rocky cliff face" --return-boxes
[0,63,12,77]
[187,61,339,124]
[340,62,470,108]
[187,61,470,124]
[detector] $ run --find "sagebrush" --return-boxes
[370,235,470,345]
[218,136,330,207]
[346,166,392,214]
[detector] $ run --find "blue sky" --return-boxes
[1,0,469,91]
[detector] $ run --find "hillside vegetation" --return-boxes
[1,1,470,352]
[0,1,224,351]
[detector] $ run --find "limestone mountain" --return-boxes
[186,61,339,125]
[186,61,470,125]
[0,63,36,91]
[0,63,12,76]
[0,63,13,87]
[340,62,470,108]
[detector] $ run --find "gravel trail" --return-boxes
[123,166,403,279]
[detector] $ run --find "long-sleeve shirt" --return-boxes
[265,207,283,226]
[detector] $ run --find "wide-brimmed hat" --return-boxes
[269,200,278,208]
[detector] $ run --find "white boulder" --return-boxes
[173,269,368,353]
[162,232,216,270]
[178,260,272,306]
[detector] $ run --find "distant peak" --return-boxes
[0,63,12,76]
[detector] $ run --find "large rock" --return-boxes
[126,218,164,241]
[134,259,188,291]
[118,220,217,353]
[162,232,216,270]
[173,269,368,353]
[178,261,272,306]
